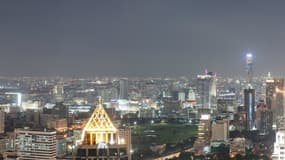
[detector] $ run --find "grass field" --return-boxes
[131,123,198,150]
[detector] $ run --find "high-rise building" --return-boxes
[255,100,273,135]
[197,72,217,113]
[75,97,132,159]
[275,78,284,117]
[246,53,253,85]
[266,79,275,110]
[0,107,4,134]
[266,78,284,123]
[119,79,128,99]
[244,88,255,131]
[194,114,211,153]
[211,118,229,141]
[15,128,57,160]
[272,131,285,160]
[52,84,64,103]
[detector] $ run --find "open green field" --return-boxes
[131,123,198,150]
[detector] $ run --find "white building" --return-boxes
[15,128,56,160]
[197,72,217,113]
[272,130,285,160]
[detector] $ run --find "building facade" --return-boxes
[15,128,57,160]
[272,131,285,160]
[196,72,216,113]
[244,88,255,131]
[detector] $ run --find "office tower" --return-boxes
[211,118,229,141]
[256,100,273,135]
[197,71,217,113]
[119,79,128,99]
[266,79,275,110]
[266,78,284,123]
[275,78,284,118]
[194,114,211,152]
[244,88,255,131]
[53,84,64,103]
[0,107,4,134]
[246,53,253,85]
[15,128,57,160]
[272,131,285,160]
[76,97,132,160]
[217,92,236,113]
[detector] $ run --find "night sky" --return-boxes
[1,1,285,77]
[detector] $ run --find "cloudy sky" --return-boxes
[1,0,285,77]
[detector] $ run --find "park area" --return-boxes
[130,122,198,158]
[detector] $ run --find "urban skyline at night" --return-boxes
[1,1,285,160]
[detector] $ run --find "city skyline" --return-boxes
[1,1,285,77]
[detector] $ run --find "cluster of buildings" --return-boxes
[0,54,284,159]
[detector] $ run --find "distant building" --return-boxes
[255,100,272,135]
[0,107,4,133]
[197,72,217,113]
[244,88,255,131]
[272,131,285,160]
[178,91,186,102]
[52,84,64,103]
[119,79,129,99]
[15,128,57,160]
[211,119,229,141]
[266,78,284,123]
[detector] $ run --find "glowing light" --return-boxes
[246,53,252,58]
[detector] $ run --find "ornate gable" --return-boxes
[84,97,117,133]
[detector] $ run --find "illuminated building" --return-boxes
[246,53,253,85]
[272,131,285,160]
[217,92,236,113]
[244,88,255,131]
[15,128,57,160]
[229,138,246,157]
[266,77,284,123]
[197,71,217,113]
[194,114,211,153]
[255,100,272,135]
[75,97,132,159]
[52,84,64,103]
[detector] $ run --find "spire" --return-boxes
[84,98,116,133]
[98,96,103,106]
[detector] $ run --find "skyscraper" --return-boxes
[266,77,284,123]
[244,88,255,131]
[246,53,253,85]
[119,79,128,99]
[256,100,273,135]
[197,71,217,113]
[275,78,284,117]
